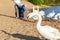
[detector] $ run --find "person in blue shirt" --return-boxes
[16,4,26,19]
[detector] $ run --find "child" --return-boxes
[16,4,26,19]
[13,0,22,18]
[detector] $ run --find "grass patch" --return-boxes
[28,0,60,6]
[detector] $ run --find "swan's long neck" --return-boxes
[36,15,42,28]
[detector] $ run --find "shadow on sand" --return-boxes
[0,14,16,18]
[0,14,34,23]
[1,30,41,40]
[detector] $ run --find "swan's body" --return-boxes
[27,12,60,40]
[47,10,55,18]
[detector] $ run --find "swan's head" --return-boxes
[27,12,40,20]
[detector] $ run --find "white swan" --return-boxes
[27,12,60,40]
[47,10,55,18]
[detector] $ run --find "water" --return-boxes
[41,6,60,19]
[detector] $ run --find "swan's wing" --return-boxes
[50,28,60,36]
[44,26,60,35]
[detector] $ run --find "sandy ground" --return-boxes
[0,0,60,40]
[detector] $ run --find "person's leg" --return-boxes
[16,6,19,18]
[14,4,19,18]
[19,10,25,20]
[14,4,17,17]
[16,5,26,19]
